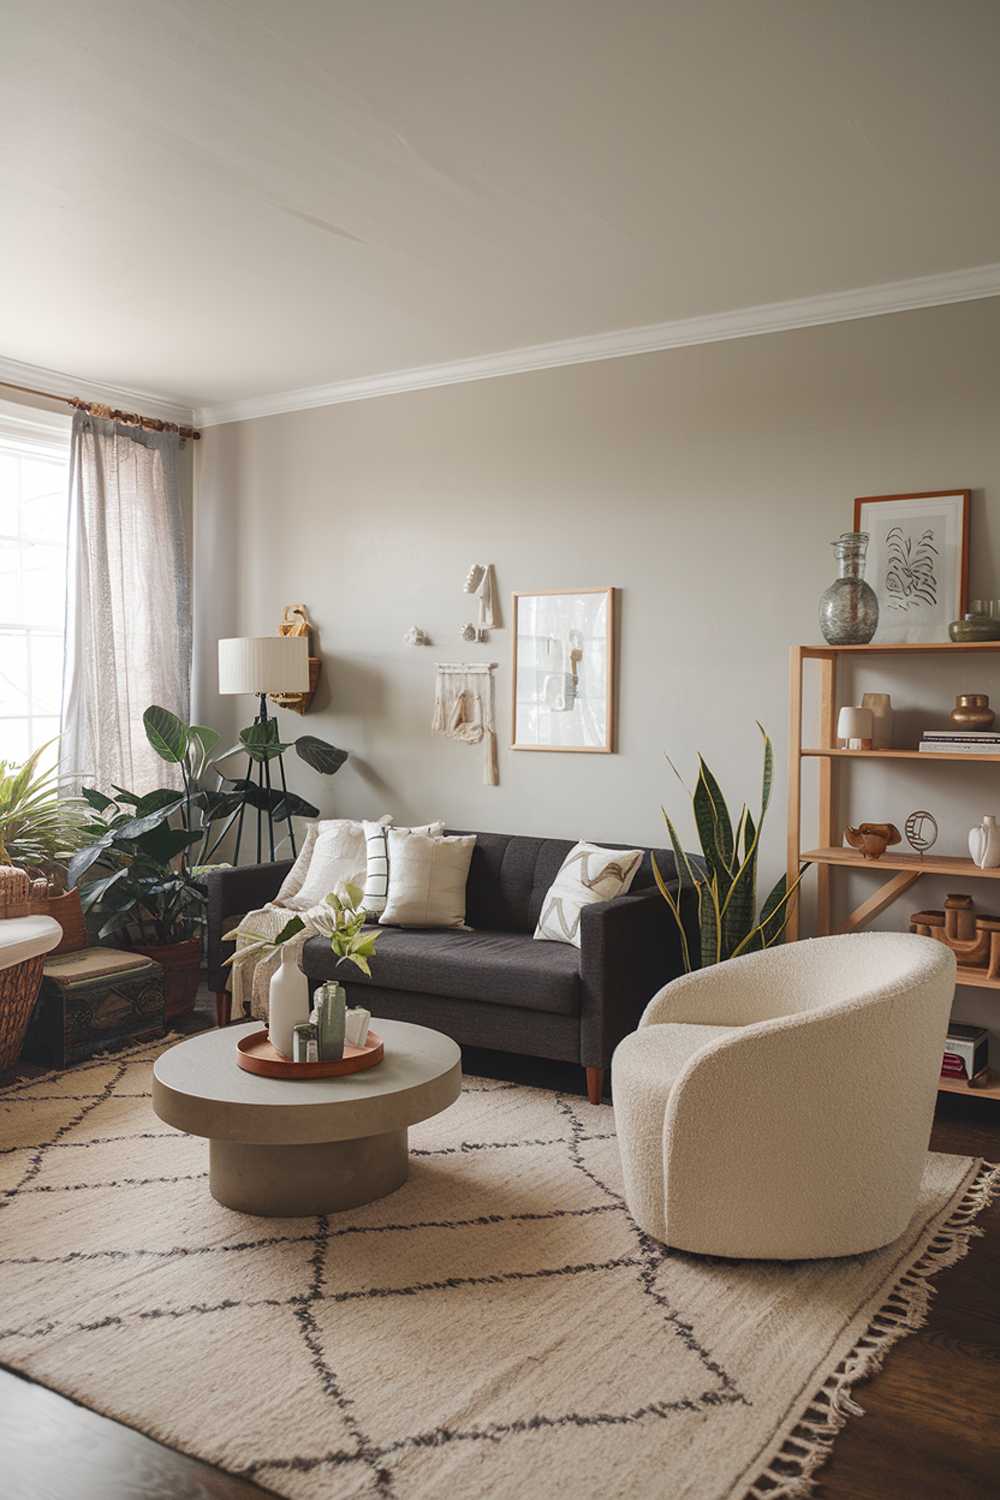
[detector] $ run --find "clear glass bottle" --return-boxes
[819,532,879,645]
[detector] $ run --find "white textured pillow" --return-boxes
[274,821,319,906]
[289,815,392,910]
[362,820,443,918]
[534,841,643,947]
[379,829,476,929]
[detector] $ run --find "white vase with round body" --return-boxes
[268,947,311,1058]
[969,815,1000,870]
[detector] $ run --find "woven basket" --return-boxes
[0,953,46,1071]
[31,887,88,955]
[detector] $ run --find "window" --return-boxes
[0,402,71,769]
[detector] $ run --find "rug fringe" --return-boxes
[743,1159,1000,1500]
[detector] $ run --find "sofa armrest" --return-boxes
[204,860,292,990]
[578,882,692,1069]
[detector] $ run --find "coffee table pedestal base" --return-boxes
[209,1128,409,1216]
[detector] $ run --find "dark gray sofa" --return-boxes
[206,830,691,1102]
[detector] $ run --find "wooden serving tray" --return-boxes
[236,1028,384,1080]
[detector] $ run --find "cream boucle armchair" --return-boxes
[611,933,955,1260]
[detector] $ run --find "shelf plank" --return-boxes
[938,1071,1000,1101]
[802,747,1000,763]
[954,966,1000,990]
[802,847,1000,879]
[800,641,1000,656]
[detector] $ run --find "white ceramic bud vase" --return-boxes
[969,815,1000,870]
[268,947,310,1058]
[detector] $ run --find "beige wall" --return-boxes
[194,298,1000,1040]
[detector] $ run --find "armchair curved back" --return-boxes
[633,934,956,1257]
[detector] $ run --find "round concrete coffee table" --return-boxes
[152,1019,461,1217]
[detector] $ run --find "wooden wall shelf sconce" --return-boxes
[268,603,321,714]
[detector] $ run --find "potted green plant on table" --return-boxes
[69,706,348,1018]
[0,740,90,946]
[655,724,807,971]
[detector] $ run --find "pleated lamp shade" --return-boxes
[218,636,310,695]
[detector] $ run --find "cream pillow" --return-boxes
[379,829,476,929]
[362,819,443,918]
[274,821,319,905]
[534,841,643,948]
[288,815,392,910]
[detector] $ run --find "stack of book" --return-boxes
[919,729,1000,755]
[942,1023,990,1086]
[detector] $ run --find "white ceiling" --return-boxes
[2,0,999,415]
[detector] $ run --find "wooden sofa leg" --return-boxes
[585,1067,604,1105]
[215,991,232,1028]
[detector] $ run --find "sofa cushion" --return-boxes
[302,927,581,1016]
[448,830,676,935]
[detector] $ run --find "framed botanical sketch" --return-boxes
[511,588,616,753]
[854,490,970,644]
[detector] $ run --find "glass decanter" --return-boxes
[819,532,879,645]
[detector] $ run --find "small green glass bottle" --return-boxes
[312,981,346,1061]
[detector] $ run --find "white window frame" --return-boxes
[0,399,72,761]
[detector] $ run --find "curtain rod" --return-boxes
[0,378,201,440]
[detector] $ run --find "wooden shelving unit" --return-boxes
[787,641,1000,1104]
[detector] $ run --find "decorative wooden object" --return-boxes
[787,640,1000,1103]
[910,896,1000,980]
[269,604,321,714]
[236,1027,384,1079]
[844,823,901,860]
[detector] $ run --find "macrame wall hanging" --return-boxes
[431,662,499,785]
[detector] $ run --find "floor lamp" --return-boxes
[218,636,311,864]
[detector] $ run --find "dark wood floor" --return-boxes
[2,1008,998,1500]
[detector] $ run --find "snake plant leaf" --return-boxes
[699,873,722,968]
[697,757,735,874]
[693,762,734,895]
[651,851,692,973]
[143,706,190,764]
[294,736,348,775]
[757,721,773,823]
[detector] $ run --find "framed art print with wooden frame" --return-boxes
[854,490,970,644]
[511,588,616,753]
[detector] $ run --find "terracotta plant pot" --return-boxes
[130,937,202,1019]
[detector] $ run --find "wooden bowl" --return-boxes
[236,1028,384,1080]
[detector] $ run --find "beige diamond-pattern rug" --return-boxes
[0,1036,996,1500]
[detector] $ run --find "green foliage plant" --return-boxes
[653,724,807,972]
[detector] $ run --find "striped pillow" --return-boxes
[362,820,444,919]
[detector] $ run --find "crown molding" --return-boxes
[0,354,195,426]
[196,261,1000,428]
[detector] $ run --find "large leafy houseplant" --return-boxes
[0,740,88,873]
[69,706,348,948]
[654,724,806,972]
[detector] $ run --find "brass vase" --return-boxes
[949,694,995,731]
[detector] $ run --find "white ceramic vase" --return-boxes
[969,815,1000,870]
[268,947,310,1058]
[861,692,893,750]
[836,705,874,750]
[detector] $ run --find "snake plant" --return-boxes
[653,724,806,971]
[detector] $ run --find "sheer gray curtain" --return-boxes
[60,413,191,794]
